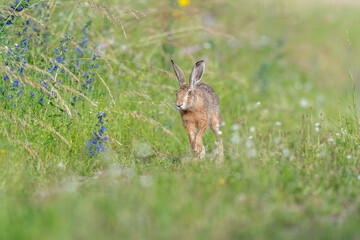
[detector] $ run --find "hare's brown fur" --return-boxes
[172,60,223,162]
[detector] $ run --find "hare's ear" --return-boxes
[189,60,205,89]
[171,60,186,87]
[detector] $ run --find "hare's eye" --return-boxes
[188,91,192,96]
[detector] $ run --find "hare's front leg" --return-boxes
[194,123,207,158]
[184,122,197,154]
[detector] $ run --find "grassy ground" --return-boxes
[1,0,360,239]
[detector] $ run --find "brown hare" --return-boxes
[171,60,223,162]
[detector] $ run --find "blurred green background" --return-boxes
[1,0,360,239]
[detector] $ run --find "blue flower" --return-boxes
[40,98,43,103]
[99,144,105,151]
[31,92,35,97]
[14,81,19,86]
[100,126,106,132]
[4,76,8,80]
[73,96,76,101]
[54,49,58,53]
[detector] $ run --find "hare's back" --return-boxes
[196,83,220,111]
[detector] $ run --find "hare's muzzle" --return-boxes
[175,103,183,110]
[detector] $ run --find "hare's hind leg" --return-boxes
[194,122,208,159]
[210,114,223,163]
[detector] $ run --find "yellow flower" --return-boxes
[218,178,225,185]
[178,0,189,7]
[1,150,5,154]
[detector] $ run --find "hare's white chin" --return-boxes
[175,102,187,110]
[175,103,185,110]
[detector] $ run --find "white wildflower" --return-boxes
[231,124,239,131]
[249,126,256,133]
[249,149,257,157]
[245,140,253,149]
[58,162,65,169]
[282,148,290,157]
[299,98,308,108]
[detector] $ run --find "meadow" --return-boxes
[1,0,360,239]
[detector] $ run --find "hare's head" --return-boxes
[171,60,205,110]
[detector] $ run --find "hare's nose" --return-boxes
[176,103,183,109]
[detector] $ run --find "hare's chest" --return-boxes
[180,110,208,126]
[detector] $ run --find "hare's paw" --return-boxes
[194,143,205,158]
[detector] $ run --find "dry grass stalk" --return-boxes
[94,48,113,72]
[129,100,173,108]
[87,1,115,24]
[143,83,177,91]
[97,73,116,106]
[115,5,146,19]
[127,126,162,158]
[101,5,127,39]
[119,109,180,142]
[39,53,81,84]
[61,84,98,107]
[9,10,46,28]
[12,115,27,136]
[107,136,123,146]
[4,62,74,116]
[26,64,55,79]
[121,90,151,99]
[3,128,43,167]
[87,1,127,39]
[117,59,176,79]
[33,119,71,148]
[55,91,72,117]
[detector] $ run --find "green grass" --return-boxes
[1,0,360,239]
